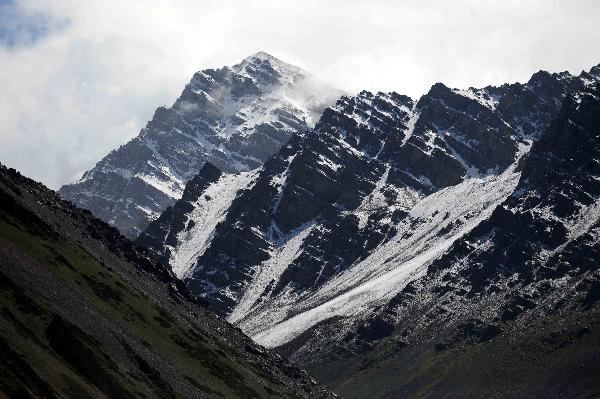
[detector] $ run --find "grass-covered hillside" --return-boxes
[0,163,335,399]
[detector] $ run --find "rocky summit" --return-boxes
[59,52,341,238]
[137,64,600,397]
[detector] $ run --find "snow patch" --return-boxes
[452,87,501,110]
[136,173,183,199]
[169,170,258,278]
[401,109,420,146]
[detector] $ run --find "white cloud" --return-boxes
[0,0,599,188]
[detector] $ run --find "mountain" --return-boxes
[139,65,596,312]
[279,82,600,398]
[0,163,336,398]
[137,64,600,396]
[59,52,341,238]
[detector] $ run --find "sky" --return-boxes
[1,0,599,189]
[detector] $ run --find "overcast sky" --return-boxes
[1,0,599,189]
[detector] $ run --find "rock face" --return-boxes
[59,52,341,238]
[278,83,600,399]
[139,62,600,352]
[0,163,336,398]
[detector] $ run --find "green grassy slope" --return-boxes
[0,164,335,399]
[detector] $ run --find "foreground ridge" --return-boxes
[0,162,336,398]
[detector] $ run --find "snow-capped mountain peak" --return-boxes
[232,51,306,87]
[59,53,341,238]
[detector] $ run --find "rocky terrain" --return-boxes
[59,52,341,238]
[0,163,335,398]
[279,83,600,398]
[137,63,600,397]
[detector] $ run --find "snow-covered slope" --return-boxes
[169,170,258,278]
[140,64,600,351]
[59,52,341,238]
[136,162,258,277]
[248,164,523,347]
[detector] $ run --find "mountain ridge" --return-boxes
[279,82,600,398]
[0,161,336,398]
[48,55,600,397]
[139,64,600,335]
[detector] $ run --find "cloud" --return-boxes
[0,0,599,189]
[0,0,64,47]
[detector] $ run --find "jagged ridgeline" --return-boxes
[59,52,342,239]
[138,63,600,398]
[0,164,335,398]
